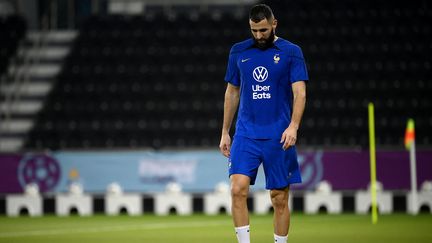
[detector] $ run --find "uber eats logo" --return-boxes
[252,66,271,99]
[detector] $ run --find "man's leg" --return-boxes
[270,187,290,242]
[231,174,251,243]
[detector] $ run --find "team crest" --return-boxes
[273,54,280,64]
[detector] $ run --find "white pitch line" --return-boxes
[0,220,231,238]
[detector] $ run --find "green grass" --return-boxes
[0,214,431,243]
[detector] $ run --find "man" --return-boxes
[219,4,308,243]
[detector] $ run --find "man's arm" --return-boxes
[280,81,306,150]
[219,83,240,157]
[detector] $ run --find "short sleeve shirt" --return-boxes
[224,37,309,139]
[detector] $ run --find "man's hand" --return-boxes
[219,133,231,157]
[280,123,298,150]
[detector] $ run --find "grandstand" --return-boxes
[0,0,431,219]
[0,0,430,151]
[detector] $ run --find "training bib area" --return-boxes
[0,214,431,243]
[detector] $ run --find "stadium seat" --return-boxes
[55,183,92,216]
[105,183,142,216]
[6,183,42,217]
[304,181,342,214]
[153,183,192,215]
[354,182,393,214]
[56,194,93,216]
[407,181,432,214]
[253,190,293,215]
[6,195,43,217]
[0,15,26,75]
[203,182,232,215]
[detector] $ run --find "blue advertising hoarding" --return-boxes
[1,149,431,193]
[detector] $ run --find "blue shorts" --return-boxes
[229,135,302,190]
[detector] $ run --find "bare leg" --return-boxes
[270,187,290,236]
[230,174,250,227]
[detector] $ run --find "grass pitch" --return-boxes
[0,214,431,243]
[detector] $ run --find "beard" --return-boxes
[253,29,275,50]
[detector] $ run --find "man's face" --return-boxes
[249,18,277,50]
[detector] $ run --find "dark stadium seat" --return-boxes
[0,15,26,76]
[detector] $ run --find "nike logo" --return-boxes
[241,58,251,62]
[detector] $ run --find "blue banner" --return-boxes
[2,149,431,193]
[53,150,265,193]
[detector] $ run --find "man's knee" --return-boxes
[231,175,250,200]
[270,189,289,211]
[231,183,248,200]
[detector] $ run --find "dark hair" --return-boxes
[249,4,274,23]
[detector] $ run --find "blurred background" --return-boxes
[0,0,431,216]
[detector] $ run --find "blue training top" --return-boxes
[224,37,309,139]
